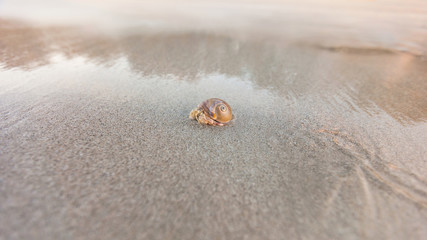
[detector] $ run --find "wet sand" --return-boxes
[1,1,427,239]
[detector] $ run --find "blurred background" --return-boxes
[1,0,427,54]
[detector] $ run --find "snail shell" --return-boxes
[189,98,233,126]
[200,98,233,123]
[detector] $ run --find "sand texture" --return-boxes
[1,1,427,239]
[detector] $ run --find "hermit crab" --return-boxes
[189,98,234,126]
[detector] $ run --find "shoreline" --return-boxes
[1,2,427,239]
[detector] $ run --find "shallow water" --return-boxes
[1,1,427,239]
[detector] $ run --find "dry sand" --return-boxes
[1,1,427,239]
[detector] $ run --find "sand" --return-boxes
[1,1,427,239]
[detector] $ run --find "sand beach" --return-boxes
[1,1,427,239]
